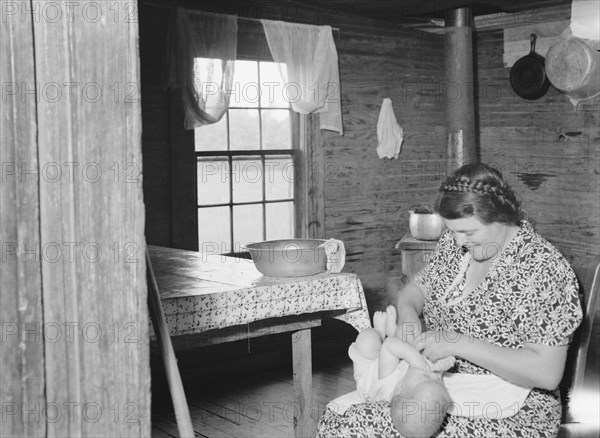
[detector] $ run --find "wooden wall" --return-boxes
[322,30,446,308]
[140,6,174,247]
[474,4,600,269]
[139,1,446,312]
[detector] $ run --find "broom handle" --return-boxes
[146,249,195,438]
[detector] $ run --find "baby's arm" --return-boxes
[379,336,429,378]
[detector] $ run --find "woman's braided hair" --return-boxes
[434,163,524,225]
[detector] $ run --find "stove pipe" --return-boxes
[444,7,478,169]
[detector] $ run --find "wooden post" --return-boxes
[1,1,150,436]
[297,114,325,240]
[445,8,477,165]
[0,8,46,438]
[292,328,314,438]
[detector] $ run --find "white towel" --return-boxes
[320,238,346,273]
[443,373,531,419]
[376,98,404,159]
[570,0,600,44]
[329,371,531,419]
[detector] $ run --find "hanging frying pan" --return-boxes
[510,34,551,100]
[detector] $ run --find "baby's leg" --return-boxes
[376,306,401,377]
[385,305,398,338]
[373,310,387,340]
[354,310,386,360]
[354,328,382,360]
[378,337,402,378]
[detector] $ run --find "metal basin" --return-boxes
[246,239,327,277]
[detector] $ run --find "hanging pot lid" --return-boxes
[545,35,600,102]
[509,34,551,100]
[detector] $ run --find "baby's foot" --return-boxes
[430,356,456,373]
[385,305,398,338]
[372,311,387,340]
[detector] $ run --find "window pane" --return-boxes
[232,157,262,203]
[260,62,289,108]
[262,109,291,149]
[198,206,230,253]
[233,204,263,247]
[195,116,227,152]
[266,202,294,240]
[265,157,294,200]
[229,109,259,150]
[231,60,259,108]
[197,158,229,205]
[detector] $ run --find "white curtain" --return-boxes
[165,9,238,129]
[261,20,343,135]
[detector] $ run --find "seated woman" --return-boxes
[317,163,583,437]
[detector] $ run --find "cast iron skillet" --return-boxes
[510,34,551,100]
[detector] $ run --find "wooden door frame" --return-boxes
[0,1,151,436]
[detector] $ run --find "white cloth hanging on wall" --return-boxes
[261,20,343,135]
[570,0,600,46]
[376,98,404,159]
[165,9,238,129]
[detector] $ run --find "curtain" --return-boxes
[261,20,343,135]
[165,9,237,129]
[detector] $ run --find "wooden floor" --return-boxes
[151,340,356,438]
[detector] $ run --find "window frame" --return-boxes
[193,25,325,255]
[236,22,324,241]
[195,88,299,254]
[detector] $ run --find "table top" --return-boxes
[395,233,440,251]
[148,245,371,337]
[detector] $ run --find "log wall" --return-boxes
[474,4,600,269]
[140,0,599,314]
[139,1,446,311]
[323,30,445,308]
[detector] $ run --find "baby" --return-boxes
[350,306,454,438]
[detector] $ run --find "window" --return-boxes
[195,60,298,255]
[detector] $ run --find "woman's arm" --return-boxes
[395,280,425,344]
[416,332,568,390]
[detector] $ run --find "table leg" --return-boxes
[292,328,314,438]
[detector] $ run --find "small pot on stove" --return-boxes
[408,207,445,241]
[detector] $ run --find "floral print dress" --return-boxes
[317,222,582,438]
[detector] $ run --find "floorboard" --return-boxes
[151,350,355,438]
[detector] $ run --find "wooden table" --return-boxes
[148,245,370,437]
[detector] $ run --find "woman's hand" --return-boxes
[415,330,465,362]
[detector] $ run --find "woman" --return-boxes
[317,163,582,437]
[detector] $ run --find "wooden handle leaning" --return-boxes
[146,249,195,438]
